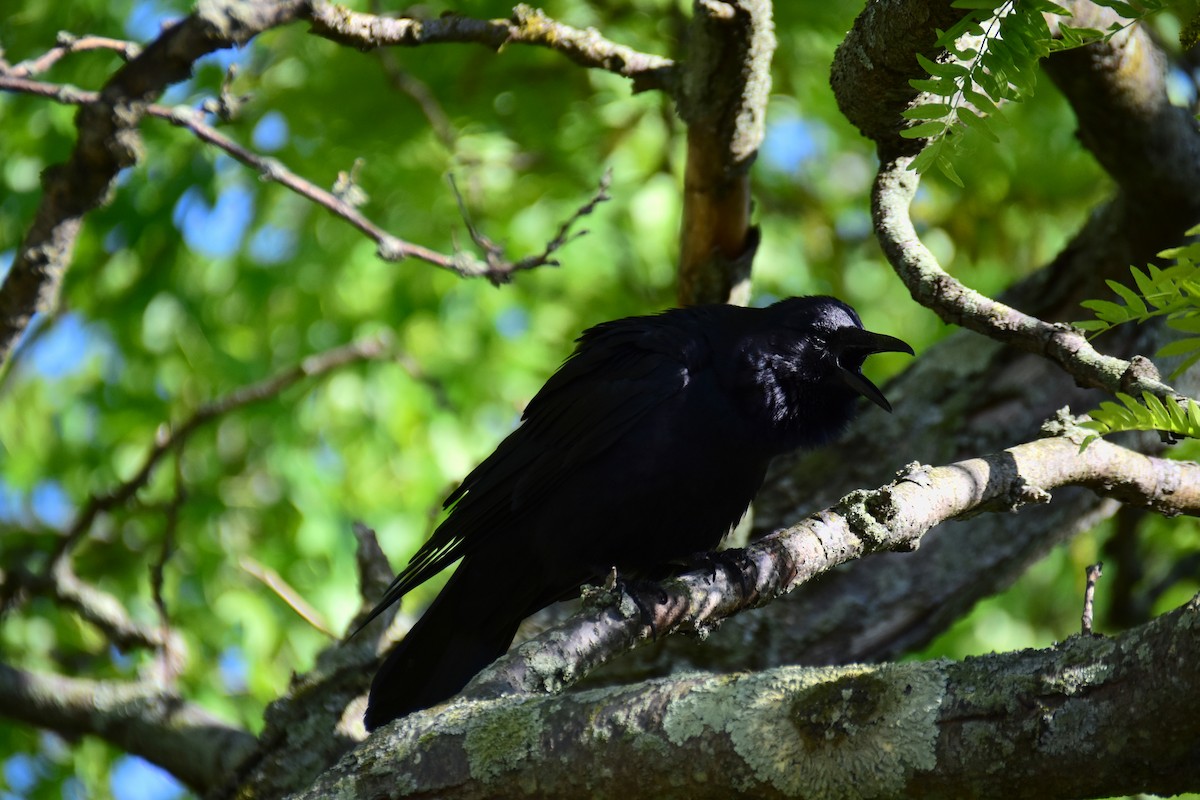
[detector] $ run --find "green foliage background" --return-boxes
[2,1,1196,796]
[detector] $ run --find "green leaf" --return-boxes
[1095,0,1140,17]
[1080,298,1133,324]
[900,120,952,140]
[1155,337,1200,358]
[1142,390,1170,424]
[956,107,1000,141]
[916,52,971,79]
[947,45,980,60]
[902,103,953,120]
[962,87,1002,117]
[1130,266,1156,300]
[1166,316,1200,334]
[910,77,960,97]
[1105,279,1149,316]
[908,145,941,175]
[936,154,965,187]
[1058,24,1107,43]
[1033,0,1072,13]
[1083,388,1200,445]
[1169,351,1200,380]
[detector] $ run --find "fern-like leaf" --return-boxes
[906,0,1172,181]
[1080,391,1200,450]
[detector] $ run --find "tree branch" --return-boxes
[2,32,142,78]
[0,75,610,284]
[872,154,1186,403]
[675,0,775,306]
[303,594,1200,798]
[0,663,256,796]
[304,2,676,94]
[463,424,1200,704]
[835,0,1200,408]
[53,334,391,563]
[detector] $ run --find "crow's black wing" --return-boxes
[353,311,715,633]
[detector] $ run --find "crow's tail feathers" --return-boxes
[363,561,527,731]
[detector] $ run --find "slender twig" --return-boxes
[1082,562,1103,635]
[149,100,480,271]
[149,456,186,681]
[375,48,458,151]
[5,33,142,78]
[514,169,612,271]
[240,556,336,638]
[446,169,612,283]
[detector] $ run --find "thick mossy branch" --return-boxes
[302,595,1200,799]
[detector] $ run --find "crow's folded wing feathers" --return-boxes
[354,314,710,632]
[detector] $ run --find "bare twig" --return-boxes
[518,169,613,271]
[448,169,612,284]
[375,49,458,150]
[1082,561,1103,635]
[5,33,142,78]
[306,1,675,94]
[240,556,336,638]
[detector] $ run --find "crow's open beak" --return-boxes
[830,328,914,413]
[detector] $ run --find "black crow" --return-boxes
[361,296,912,730]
